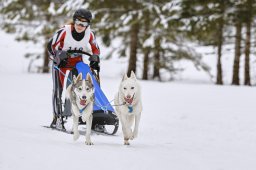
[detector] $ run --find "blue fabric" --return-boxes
[75,62,114,113]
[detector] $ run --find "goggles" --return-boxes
[75,19,90,27]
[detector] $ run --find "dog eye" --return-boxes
[78,87,82,91]
[131,87,134,90]
[86,87,90,91]
[124,87,127,90]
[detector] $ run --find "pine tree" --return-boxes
[90,0,193,81]
[215,0,226,85]
[127,21,139,76]
[181,0,233,85]
[244,0,254,86]
[231,1,248,85]
[0,0,87,73]
[231,20,242,85]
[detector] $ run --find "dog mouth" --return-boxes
[80,99,87,106]
[124,94,134,105]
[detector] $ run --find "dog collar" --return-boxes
[128,105,133,113]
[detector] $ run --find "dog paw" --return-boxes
[73,133,80,141]
[124,138,130,145]
[124,140,130,145]
[85,141,94,145]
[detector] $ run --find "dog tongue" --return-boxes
[125,98,133,105]
[80,100,87,106]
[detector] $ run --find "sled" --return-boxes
[53,51,119,135]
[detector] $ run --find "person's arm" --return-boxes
[47,27,66,56]
[89,31,100,71]
[47,27,68,66]
[89,31,100,56]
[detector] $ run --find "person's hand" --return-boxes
[89,54,100,62]
[89,55,100,72]
[53,50,68,67]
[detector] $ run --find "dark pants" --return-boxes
[52,64,63,117]
[51,64,78,117]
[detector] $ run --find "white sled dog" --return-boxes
[114,71,142,145]
[66,73,94,145]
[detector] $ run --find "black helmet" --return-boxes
[73,9,92,22]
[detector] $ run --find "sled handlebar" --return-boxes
[66,50,101,85]
[67,50,92,57]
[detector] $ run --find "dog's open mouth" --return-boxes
[80,99,87,106]
[124,95,134,105]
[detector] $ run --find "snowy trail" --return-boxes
[1,72,256,170]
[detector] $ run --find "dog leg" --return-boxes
[119,115,129,143]
[124,137,130,145]
[122,126,130,144]
[121,115,132,145]
[85,114,93,145]
[131,113,141,140]
[73,115,80,141]
[125,115,134,140]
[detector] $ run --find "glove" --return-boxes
[89,54,100,62]
[53,50,68,67]
[90,61,100,72]
[89,54,100,72]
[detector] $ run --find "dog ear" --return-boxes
[86,73,93,85]
[130,71,137,80]
[122,73,128,81]
[77,73,83,81]
[73,75,77,83]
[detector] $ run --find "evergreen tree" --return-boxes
[231,19,242,85]
[181,0,233,85]
[243,0,255,86]
[231,0,248,85]
[0,0,87,73]
[90,0,201,81]
[142,10,151,80]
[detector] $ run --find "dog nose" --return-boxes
[127,95,131,99]
[82,96,86,100]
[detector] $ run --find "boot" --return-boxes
[50,115,57,128]
[60,116,66,131]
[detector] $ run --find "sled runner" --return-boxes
[52,51,119,135]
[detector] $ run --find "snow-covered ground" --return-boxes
[1,30,256,170]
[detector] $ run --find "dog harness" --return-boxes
[79,103,89,114]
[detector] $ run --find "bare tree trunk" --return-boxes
[127,22,139,77]
[142,11,150,80]
[232,21,242,85]
[42,14,51,73]
[153,50,160,81]
[216,1,225,85]
[216,23,224,85]
[153,37,161,81]
[142,48,150,80]
[244,0,252,86]
[42,39,50,73]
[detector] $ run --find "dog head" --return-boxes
[72,73,94,106]
[119,71,140,105]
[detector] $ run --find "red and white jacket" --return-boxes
[48,24,100,57]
